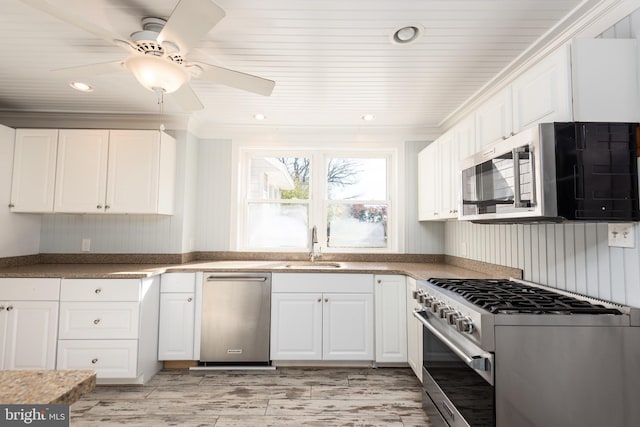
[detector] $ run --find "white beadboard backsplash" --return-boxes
[445,221,640,307]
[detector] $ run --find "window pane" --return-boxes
[249,157,310,200]
[248,203,308,248]
[327,204,387,248]
[327,158,386,200]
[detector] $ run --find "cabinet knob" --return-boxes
[187,297,193,302]
[377,279,381,283]
[317,298,321,303]
[502,135,509,140]
[510,131,516,137]
[324,298,328,303]
[8,204,14,208]
[91,358,98,364]
[94,288,102,294]
[105,205,111,210]
[93,318,101,325]
[6,306,13,311]
[0,305,4,311]
[96,204,103,209]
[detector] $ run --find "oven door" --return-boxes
[413,309,495,427]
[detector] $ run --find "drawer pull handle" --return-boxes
[6,306,13,311]
[91,358,98,364]
[95,288,102,294]
[96,205,102,209]
[324,298,328,303]
[317,298,321,303]
[0,306,4,311]
[187,297,193,302]
[93,318,101,325]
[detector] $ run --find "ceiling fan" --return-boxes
[20,0,276,111]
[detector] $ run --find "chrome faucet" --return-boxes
[310,225,322,262]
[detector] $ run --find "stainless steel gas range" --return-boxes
[412,278,640,427]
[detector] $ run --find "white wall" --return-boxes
[0,124,41,257]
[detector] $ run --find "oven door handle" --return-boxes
[413,309,490,371]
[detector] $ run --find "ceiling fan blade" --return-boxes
[197,63,275,96]
[170,83,204,111]
[158,0,225,54]
[51,61,125,79]
[19,0,126,49]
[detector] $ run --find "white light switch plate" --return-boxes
[608,223,635,248]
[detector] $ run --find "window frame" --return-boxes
[232,141,402,253]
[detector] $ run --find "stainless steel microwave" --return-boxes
[459,122,640,223]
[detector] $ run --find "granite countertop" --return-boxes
[0,370,96,404]
[0,259,521,280]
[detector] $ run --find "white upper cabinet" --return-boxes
[476,87,514,148]
[571,38,640,122]
[9,129,58,212]
[476,38,640,148]
[417,142,438,221]
[24,128,178,215]
[106,130,175,214]
[512,45,572,132]
[54,129,110,213]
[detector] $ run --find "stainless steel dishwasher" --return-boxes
[200,272,271,364]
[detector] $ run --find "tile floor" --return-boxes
[71,367,433,426]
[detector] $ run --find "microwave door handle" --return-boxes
[513,148,523,208]
[413,309,490,371]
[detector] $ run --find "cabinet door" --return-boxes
[417,142,439,221]
[271,293,322,360]
[10,129,58,212]
[374,275,407,363]
[475,87,513,148]
[54,129,109,213]
[106,130,161,214]
[437,132,458,219]
[406,278,423,382]
[323,293,374,360]
[3,301,58,370]
[512,45,571,132]
[158,293,195,360]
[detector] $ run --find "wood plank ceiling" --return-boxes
[0,0,590,130]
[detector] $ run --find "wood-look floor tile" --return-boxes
[69,415,219,426]
[347,374,422,388]
[266,398,423,416]
[146,373,204,386]
[213,415,404,426]
[311,386,422,401]
[81,385,157,400]
[200,374,348,387]
[401,413,433,427]
[84,399,269,417]
[148,385,311,400]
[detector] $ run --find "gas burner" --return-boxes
[428,278,622,315]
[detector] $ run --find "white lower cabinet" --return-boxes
[0,278,60,370]
[270,273,374,362]
[406,277,423,382]
[158,272,196,360]
[374,275,407,363]
[56,278,161,384]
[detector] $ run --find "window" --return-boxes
[239,149,396,252]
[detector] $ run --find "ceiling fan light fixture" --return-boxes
[125,54,189,94]
[69,82,94,92]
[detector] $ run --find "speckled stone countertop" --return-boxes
[0,370,96,404]
[0,258,522,280]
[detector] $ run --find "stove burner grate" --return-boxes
[428,278,622,315]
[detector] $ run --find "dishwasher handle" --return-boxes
[206,276,267,282]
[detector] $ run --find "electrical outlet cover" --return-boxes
[608,223,635,248]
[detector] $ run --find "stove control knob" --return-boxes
[456,317,474,334]
[438,306,455,319]
[431,301,444,314]
[447,311,462,325]
[423,295,435,307]
[418,292,427,304]
[412,290,419,300]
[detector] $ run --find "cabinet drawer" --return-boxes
[161,273,196,293]
[56,339,138,379]
[0,278,60,300]
[60,279,140,301]
[59,302,139,339]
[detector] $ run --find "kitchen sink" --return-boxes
[283,261,342,269]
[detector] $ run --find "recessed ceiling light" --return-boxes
[391,24,423,45]
[362,114,375,121]
[253,113,266,120]
[69,82,94,92]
